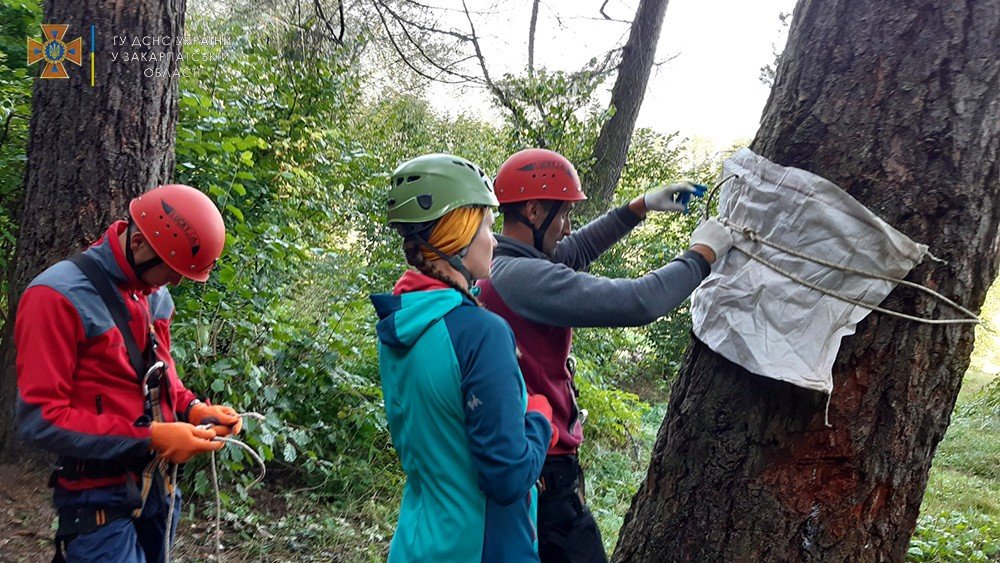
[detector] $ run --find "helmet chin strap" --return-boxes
[412,232,477,288]
[125,222,164,279]
[507,201,562,253]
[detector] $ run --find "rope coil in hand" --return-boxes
[164,411,268,563]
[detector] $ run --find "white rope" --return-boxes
[209,448,221,560]
[165,463,178,563]
[207,412,267,562]
[823,393,832,428]
[719,217,980,326]
[162,411,268,563]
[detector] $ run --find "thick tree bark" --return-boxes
[0,0,185,460]
[615,1,1000,561]
[582,0,669,210]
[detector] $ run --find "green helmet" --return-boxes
[387,154,499,235]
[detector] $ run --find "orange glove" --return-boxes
[188,403,243,437]
[526,394,558,449]
[150,422,222,464]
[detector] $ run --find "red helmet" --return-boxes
[129,184,225,282]
[494,148,587,205]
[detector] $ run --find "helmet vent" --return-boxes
[387,198,396,208]
[417,194,433,210]
[395,178,404,187]
[407,175,421,183]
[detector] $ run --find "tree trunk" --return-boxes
[582,0,669,210]
[0,0,185,460]
[614,0,1000,561]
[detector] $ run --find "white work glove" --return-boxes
[690,218,735,263]
[643,182,706,213]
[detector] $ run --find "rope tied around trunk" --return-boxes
[702,172,980,429]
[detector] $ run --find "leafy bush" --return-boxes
[908,511,1000,561]
[0,0,39,321]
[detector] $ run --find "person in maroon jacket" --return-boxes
[16,184,243,562]
[477,149,735,562]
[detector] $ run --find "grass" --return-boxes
[910,369,1000,561]
[582,372,1000,561]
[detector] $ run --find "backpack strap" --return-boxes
[68,253,147,383]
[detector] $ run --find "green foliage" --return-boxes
[167,14,388,497]
[908,511,1000,562]
[574,133,741,397]
[0,0,40,320]
[164,14,514,507]
[575,376,650,450]
[969,281,1000,383]
[584,403,666,554]
[494,61,613,177]
[912,369,1000,561]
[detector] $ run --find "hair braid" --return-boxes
[404,242,482,307]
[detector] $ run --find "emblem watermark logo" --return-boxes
[27,24,83,79]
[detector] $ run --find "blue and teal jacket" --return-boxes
[371,271,551,562]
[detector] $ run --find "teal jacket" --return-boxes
[372,271,551,562]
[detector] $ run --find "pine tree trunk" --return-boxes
[614,0,1000,560]
[0,0,185,460]
[582,0,669,210]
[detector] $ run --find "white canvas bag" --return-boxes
[691,148,976,396]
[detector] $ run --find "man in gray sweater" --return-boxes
[477,148,733,563]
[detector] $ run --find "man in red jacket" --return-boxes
[16,184,243,562]
[478,149,734,562]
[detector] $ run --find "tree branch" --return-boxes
[372,0,481,82]
[314,0,345,45]
[652,51,681,69]
[0,112,28,157]
[338,0,345,44]
[397,0,476,14]
[460,0,541,145]
[370,0,470,84]
[528,0,540,76]
[374,0,473,43]
[598,0,632,24]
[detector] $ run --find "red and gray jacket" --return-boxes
[15,221,199,490]
[478,205,710,455]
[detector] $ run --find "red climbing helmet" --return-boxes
[494,148,587,205]
[128,184,225,282]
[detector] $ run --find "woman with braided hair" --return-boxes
[370,153,557,562]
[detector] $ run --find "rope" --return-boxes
[161,411,268,563]
[703,173,739,222]
[824,393,832,429]
[165,463,178,563]
[210,446,221,560]
[207,412,267,563]
[719,217,980,325]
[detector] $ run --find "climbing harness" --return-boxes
[62,253,269,563]
[54,255,174,560]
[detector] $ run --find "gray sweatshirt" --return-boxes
[489,205,711,328]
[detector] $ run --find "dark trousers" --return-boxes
[54,480,180,563]
[537,455,608,563]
